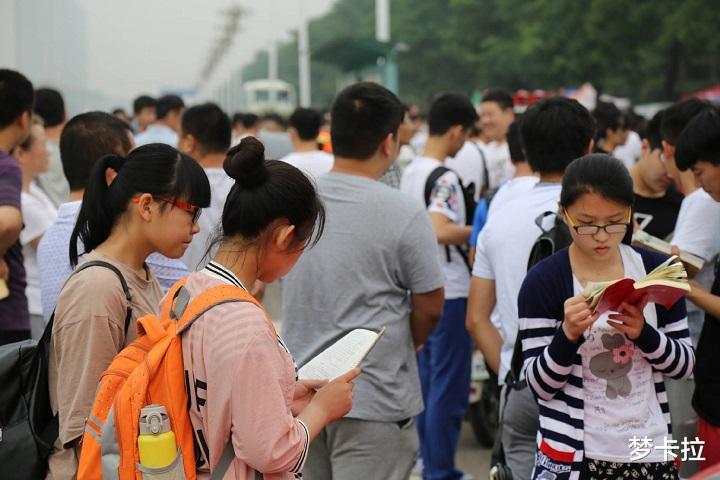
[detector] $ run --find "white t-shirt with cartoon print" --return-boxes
[577,244,668,462]
[400,156,470,299]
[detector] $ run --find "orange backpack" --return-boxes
[77,279,267,479]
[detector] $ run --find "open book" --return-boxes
[632,230,705,276]
[298,328,385,381]
[582,255,690,315]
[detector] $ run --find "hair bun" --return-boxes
[224,136,268,188]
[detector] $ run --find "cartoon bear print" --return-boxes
[589,333,634,399]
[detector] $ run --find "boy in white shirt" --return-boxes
[279,107,333,180]
[400,92,478,480]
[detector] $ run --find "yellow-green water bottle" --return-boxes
[138,404,177,468]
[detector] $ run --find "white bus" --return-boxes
[242,79,296,115]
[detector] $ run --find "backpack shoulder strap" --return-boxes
[173,285,274,336]
[470,141,489,194]
[423,166,451,206]
[73,260,133,336]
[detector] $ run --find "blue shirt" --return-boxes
[37,200,189,320]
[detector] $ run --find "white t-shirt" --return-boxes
[401,156,470,299]
[672,189,720,314]
[477,140,515,190]
[181,168,235,271]
[473,182,561,382]
[20,182,58,316]
[614,130,643,170]
[278,150,334,180]
[487,175,539,219]
[579,244,668,462]
[445,141,486,201]
[134,124,178,148]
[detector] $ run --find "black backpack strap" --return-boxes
[72,260,133,336]
[423,166,451,207]
[424,166,473,272]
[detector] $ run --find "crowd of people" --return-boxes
[2,66,720,480]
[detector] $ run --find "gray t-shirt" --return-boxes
[282,172,443,422]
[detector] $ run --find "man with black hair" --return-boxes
[672,107,720,470]
[400,92,478,480]
[630,110,683,239]
[592,101,628,155]
[282,82,444,479]
[478,88,515,190]
[0,68,33,345]
[34,87,70,207]
[467,97,595,479]
[178,103,234,270]
[279,107,333,179]
[132,94,157,134]
[231,112,260,145]
[37,112,190,326]
[135,94,185,147]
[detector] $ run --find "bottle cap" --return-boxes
[139,404,171,436]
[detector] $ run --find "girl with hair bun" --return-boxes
[518,154,694,480]
[180,136,358,479]
[48,143,211,478]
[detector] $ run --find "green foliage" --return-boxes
[236,0,720,110]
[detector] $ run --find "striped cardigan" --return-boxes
[518,246,695,480]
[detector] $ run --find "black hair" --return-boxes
[507,119,524,164]
[641,110,664,152]
[241,113,260,129]
[133,95,156,115]
[676,108,720,170]
[112,108,127,116]
[559,153,634,208]
[70,143,210,266]
[34,88,65,127]
[0,69,34,129]
[428,93,479,135]
[330,82,405,160]
[482,88,514,111]
[592,102,624,141]
[181,103,231,154]
[521,96,595,175]
[156,95,185,120]
[60,111,133,191]
[289,107,323,141]
[661,98,711,146]
[217,136,325,252]
[262,112,287,129]
[232,112,244,126]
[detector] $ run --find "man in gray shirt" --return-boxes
[282,82,445,479]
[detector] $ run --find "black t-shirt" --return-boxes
[693,260,720,425]
[633,189,684,240]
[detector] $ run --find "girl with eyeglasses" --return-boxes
[518,154,694,480]
[47,143,210,478]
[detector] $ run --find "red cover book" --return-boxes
[584,256,690,315]
[591,279,689,315]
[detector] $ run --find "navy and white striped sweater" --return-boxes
[518,246,695,480]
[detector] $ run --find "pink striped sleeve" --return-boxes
[223,307,309,475]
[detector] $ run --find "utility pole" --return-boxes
[375,0,398,94]
[298,0,311,107]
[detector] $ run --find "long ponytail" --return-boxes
[69,143,211,266]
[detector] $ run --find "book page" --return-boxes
[298,328,384,381]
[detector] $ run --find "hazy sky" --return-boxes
[75,0,336,102]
